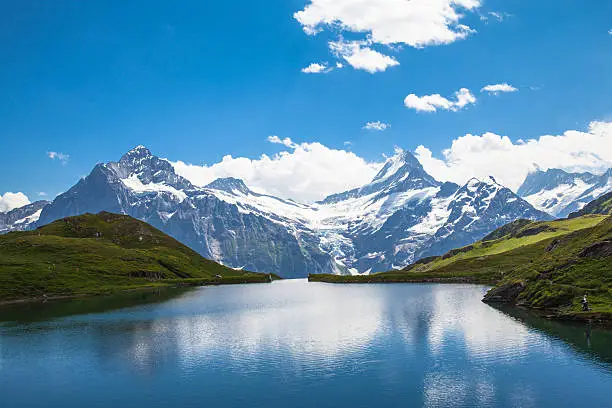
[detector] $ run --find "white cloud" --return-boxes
[329,40,399,73]
[301,62,333,74]
[38,192,48,197]
[404,88,476,112]
[172,139,381,203]
[295,0,481,48]
[170,121,612,204]
[267,135,299,148]
[414,121,612,191]
[481,83,518,94]
[47,151,69,164]
[608,29,612,35]
[481,11,509,23]
[363,121,390,131]
[488,11,504,21]
[0,192,30,213]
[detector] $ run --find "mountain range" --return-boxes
[518,168,612,218]
[2,146,609,278]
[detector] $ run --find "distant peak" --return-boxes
[117,146,155,169]
[205,177,251,195]
[466,176,501,188]
[123,145,152,158]
[528,167,571,177]
[371,149,423,184]
[486,175,500,185]
[394,148,422,166]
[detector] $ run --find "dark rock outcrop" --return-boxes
[482,282,526,304]
[578,241,612,258]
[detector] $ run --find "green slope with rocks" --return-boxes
[0,212,276,302]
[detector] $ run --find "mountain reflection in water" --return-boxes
[1,280,610,408]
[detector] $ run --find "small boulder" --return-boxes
[482,282,526,304]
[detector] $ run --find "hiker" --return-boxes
[581,293,590,312]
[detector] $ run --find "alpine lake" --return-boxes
[1,280,611,408]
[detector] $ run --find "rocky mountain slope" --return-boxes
[14,146,551,277]
[569,191,612,218]
[0,200,49,234]
[518,168,612,217]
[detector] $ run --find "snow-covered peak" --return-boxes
[458,177,503,200]
[116,145,159,175]
[105,147,198,201]
[517,168,598,197]
[518,167,612,217]
[438,176,550,243]
[371,149,423,184]
[465,177,481,189]
[205,177,251,196]
[121,145,153,161]
[319,149,439,204]
[485,175,499,185]
[466,176,501,188]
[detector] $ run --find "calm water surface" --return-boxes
[1,280,611,408]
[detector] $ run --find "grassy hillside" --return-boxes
[311,214,612,321]
[569,191,612,218]
[0,212,276,302]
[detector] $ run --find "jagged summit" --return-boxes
[518,167,612,217]
[115,145,158,175]
[121,145,153,160]
[205,177,251,195]
[109,146,195,193]
[466,176,501,188]
[371,149,424,184]
[319,149,439,204]
[517,168,598,197]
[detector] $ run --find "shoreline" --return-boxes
[307,273,495,284]
[309,274,612,326]
[491,303,612,328]
[0,277,277,307]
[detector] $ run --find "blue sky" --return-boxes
[1,0,612,205]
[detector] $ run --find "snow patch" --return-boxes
[121,174,187,202]
[13,209,42,225]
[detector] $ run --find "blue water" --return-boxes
[1,280,611,408]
